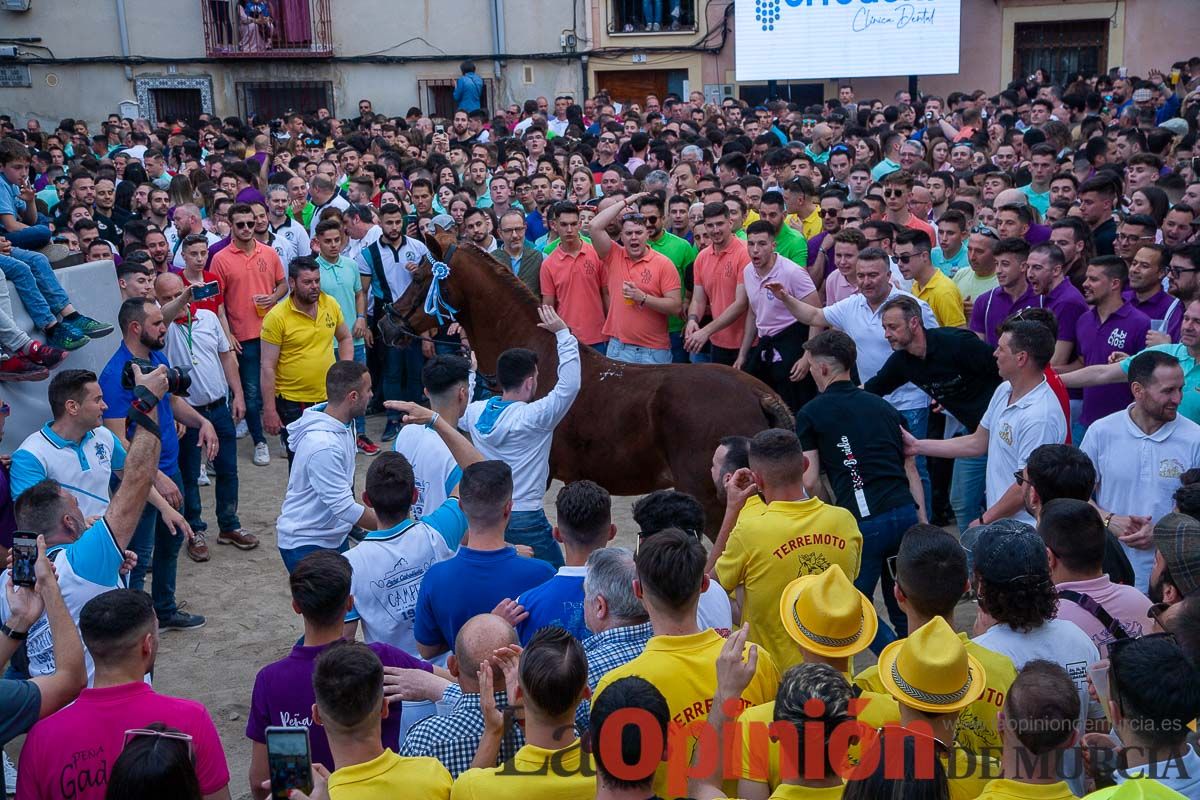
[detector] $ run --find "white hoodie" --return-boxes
[276,405,363,550]
[464,328,581,512]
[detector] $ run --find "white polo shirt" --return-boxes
[1080,407,1200,591]
[270,215,311,256]
[266,231,299,269]
[164,308,231,407]
[11,425,127,518]
[356,236,431,304]
[308,193,350,236]
[394,423,462,519]
[980,378,1067,525]
[822,288,937,412]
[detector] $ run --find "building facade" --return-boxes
[0,0,1194,125]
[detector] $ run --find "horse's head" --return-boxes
[383,230,465,342]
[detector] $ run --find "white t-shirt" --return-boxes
[1080,407,1200,591]
[356,236,431,304]
[342,503,467,656]
[267,232,300,269]
[308,194,350,236]
[979,379,1067,524]
[975,618,1101,717]
[394,423,461,519]
[822,288,936,412]
[167,228,221,269]
[697,582,733,632]
[270,216,311,257]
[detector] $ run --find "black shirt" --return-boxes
[1093,217,1118,257]
[796,381,916,521]
[863,327,1001,431]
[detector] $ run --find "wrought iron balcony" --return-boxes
[202,0,333,58]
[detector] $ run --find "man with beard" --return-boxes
[260,257,353,469]
[142,228,172,275]
[164,204,218,269]
[638,193,695,363]
[1048,218,1092,292]
[267,184,310,257]
[99,298,214,631]
[1125,244,1182,343]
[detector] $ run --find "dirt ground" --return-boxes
[6,414,975,800]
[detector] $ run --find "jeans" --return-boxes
[237,338,266,445]
[129,469,185,619]
[950,454,988,536]
[506,509,564,568]
[4,224,52,250]
[898,408,931,515]
[276,396,310,470]
[383,342,425,422]
[642,0,661,25]
[590,340,608,357]
[180,399,241,533]
[0,247,69,330]
[0,277,31,353]
[855,503,918,654]
[607,339,672,364]
[668,331,690,364]
[352,342,367,435]
[279,538,349,574]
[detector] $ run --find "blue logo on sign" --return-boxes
[755,0,781,30]
[763,0,935,30]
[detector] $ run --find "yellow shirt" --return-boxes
[946,748,1002,800]
[913,269,966,327]
[259,292,344,402]
[593,628,781,798]
[786,209,824,241]
[854,632,1016,755]
[770,783,846,800]
[714,497,863,672]
[737,691,900,791]
[450,740,595,800]
[975,778,1078,800]
[328,751,451,800]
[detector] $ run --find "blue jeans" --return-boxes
[899,408,931,515]
[353,342,367,435]
[590,340,609,357]
[237,338,265,445]
[668,331,690,364]
[180,400,241,533]
[0,247,69,330]
[279,538,349,574]
[129,469,185,619]
[607,339,672,364]
[856,503,919,655]
[4,223,52,250]
[506,510,564,568]
[384,342,425,422]
[950,454,988,536]
[642,0,661,25]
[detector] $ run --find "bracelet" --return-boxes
[356,313,366,319]
[0,622,28,641]
[1104,512,1115,529]
[426,412,440,429]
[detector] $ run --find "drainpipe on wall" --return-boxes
[115,0,133,81]
[490,0,506,106]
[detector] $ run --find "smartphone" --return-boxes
[12,535,37,588]
[435,124,445,134]
[192,281,220,300]
[265,727,312,800]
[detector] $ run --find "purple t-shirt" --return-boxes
[1075,303,1151,425]
[246,640,431,770]
[1032,279,1089,399]
[970,284,1036,347]
[0,466,15,549]
[1025,223,1052,246]
[1123,289,1183,342]
[236,186,267,206]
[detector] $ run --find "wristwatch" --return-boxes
[1,622,28,641]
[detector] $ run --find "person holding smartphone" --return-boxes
[0,535,88,797]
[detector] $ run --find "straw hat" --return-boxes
[878,617,985,714]
[779,565,878,658]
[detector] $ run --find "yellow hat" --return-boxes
[877,617,986,714]
[779,564,878,658]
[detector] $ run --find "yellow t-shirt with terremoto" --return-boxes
[328,751,452,800]
[593,628,781,799]
[854,632,1016,755]
[714,497,863,672]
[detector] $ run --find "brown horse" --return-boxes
[388,235,792,536]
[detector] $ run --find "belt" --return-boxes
[192,397,227,413]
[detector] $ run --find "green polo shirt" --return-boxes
[648,231,697,333]
[775,222,809,268]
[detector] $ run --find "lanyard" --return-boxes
[179,307,197,364]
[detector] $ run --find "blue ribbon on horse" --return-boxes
[423,260,458,325]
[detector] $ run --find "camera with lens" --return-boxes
[121,358,192,397]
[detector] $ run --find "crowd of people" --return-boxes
[2,53,1200,800]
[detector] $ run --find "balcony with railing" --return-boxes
[202,0,333,58]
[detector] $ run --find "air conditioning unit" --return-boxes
[2,0,32,12]
[0,46,18,58]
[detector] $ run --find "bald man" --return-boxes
[166,203,220,268]
[400,614,524,777]
[155,272,255,558]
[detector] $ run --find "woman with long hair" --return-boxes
[1129,187,1170,227]
[105,724,202,800]
[167,173,194,208]
[568,167,596,204]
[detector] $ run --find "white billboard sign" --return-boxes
[735,0,962,82]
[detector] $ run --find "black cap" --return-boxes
[973,519,1049,583]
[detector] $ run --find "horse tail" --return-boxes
[759,391,794,431]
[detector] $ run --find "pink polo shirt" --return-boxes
[743,254,817,337]
[1055,575,1153,657]
[16,682,230,800]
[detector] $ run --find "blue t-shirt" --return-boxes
[0,174,25,219]
[931,245,970,276]
[413,546,554,651]
[98,344,179,473]
[516,568,589,645]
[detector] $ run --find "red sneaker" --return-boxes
[22,340,68,368]
[356,434,381,455]
[0,353,50,381]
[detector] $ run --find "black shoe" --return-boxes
[158,610,206,631]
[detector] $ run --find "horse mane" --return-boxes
[455,242,543,315]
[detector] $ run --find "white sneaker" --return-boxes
[235,420,249,439]
[4,750,16,794]
[253,442,270,466]
[197,463,210,486]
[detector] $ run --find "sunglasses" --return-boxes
[829,144,852,154]
[124,728,194,759]
[819,209,839,217]
[1148,602,1170,631]
[895,252,925,264]
[883,189,906,198]
[599,137,617,143]
[0,402,9,417]
[622,213,647,223]
[232,220,255,229]
[971,224,999,238]
[636,528,702,555]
